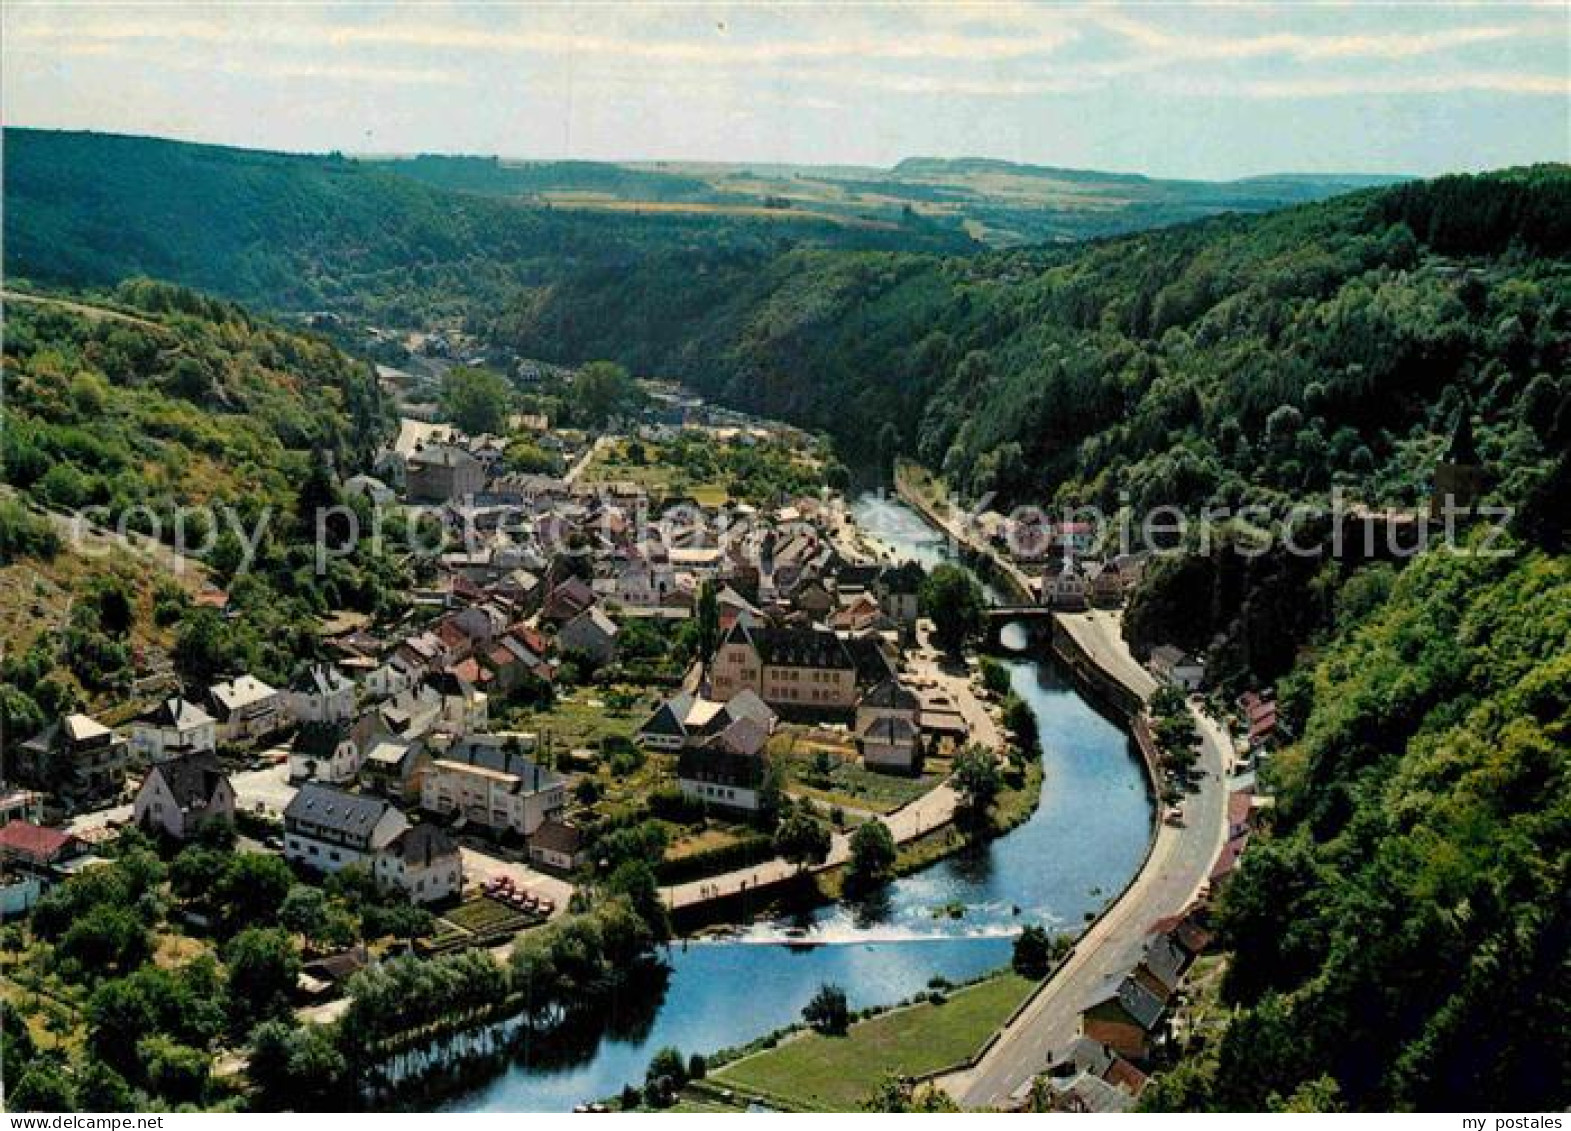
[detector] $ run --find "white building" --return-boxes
[419,737,565,837]
[289,721,362,784]
[1149,646,1205,692]
[133,752,235,841]
[208,675,287,744]
[374,824,463,904]
[284,783,409,875]
[364,654,421,702]
[855,679,922,773]
[288,664,357,725]
[129,697,217,762]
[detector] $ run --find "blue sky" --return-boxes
[4,2,1567,178]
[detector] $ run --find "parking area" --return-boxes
[459,846,573,918]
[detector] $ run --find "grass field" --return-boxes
[711,972,1035,1112]
[770,727,940,815]
[500,686,658,751]
[579,439,732,505]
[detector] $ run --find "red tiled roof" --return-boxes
[0,820,78,863]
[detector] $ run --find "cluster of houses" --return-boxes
[0,408,958,918]
[638,614,954,814]
[1046,733,1269,1111]
[967,512,1149,611]
[1048,913,1215,1112]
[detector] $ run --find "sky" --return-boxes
[3,2,1568,180]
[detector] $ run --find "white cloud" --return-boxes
[1094,11,1560,63]
[1226,71,1568,98]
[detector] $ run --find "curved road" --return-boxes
[941,614,1232,1109]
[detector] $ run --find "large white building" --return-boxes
[208,675,287,744]
[283,783,408,875]
[419,737,565,837]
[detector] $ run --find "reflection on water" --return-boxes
[443,492,1150,1112]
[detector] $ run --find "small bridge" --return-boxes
[983,604,1057,652]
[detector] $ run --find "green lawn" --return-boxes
[711,972,1035,1112]
[502,686,656,750]
[581,439,731,505]
[771,728,942,815]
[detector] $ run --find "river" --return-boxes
[445,491,1150,1111]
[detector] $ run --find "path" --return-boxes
[893,463,1035,602]
[1055,609,1159,701]
[662,780,962,912]
[563,434,614,485]
[3,289,167,331]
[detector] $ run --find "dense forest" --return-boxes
[2,129,973,327]
[497,166,1570,522]
[1146,544,1570,1111]
[371,152,1396,247]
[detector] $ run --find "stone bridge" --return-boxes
[982,604,1057,652]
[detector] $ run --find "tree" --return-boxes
[979,656,1011,697]
[1012,924,1055,978]
[215,853,295,933]
[138,1034,210,1105]
[953,745,1002,822]
[1,1000,38,1085]
[441,366,512,435]
[172,608,232,687]
[9,1063,76,1112]
[60,904,151,976]
[91,576,135,637]
[774,809,832,873]
[223,928,300,1033]
[574,360,636,428]
[643,1044,687,1107]
[86,977,156,1075]
[863,1073,961,1111]
[248,1019,346,1107]
[604,860,669,941]
[846,819,897,892]
[921,564,985,654]
[75,1058,134,1111]
[802,982,850,1034]
[170,845,228,904]
[278,885,331,939]
[1001,694,1039,754]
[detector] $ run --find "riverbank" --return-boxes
[702,971,1037,1112]
[892,460,1034,604]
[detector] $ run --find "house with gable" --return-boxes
[133,752,235,841]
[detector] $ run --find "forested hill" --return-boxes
[497,164,1570,523]
[0,280,409,720]
[1,128,974,323]
[1148,544,1570,1112]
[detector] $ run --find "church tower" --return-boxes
[1430,402,1486,521]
